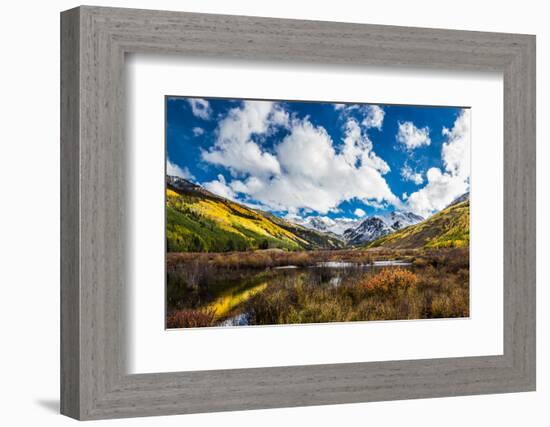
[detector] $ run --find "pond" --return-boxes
[185,259,412,327]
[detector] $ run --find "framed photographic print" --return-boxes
[61,6,536,420]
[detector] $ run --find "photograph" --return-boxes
[165,96,471,328]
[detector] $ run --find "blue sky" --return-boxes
[166,96,470,222]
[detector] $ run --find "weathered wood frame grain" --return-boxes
[60,5,536,420]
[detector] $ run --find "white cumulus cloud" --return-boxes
[405,110,470,216]
[362,105,385,130]
[213,115,399,214]
[342,119,390,173]
[201,100,286,177]
[401,164,424,185]
[187,98,212,120]
[335,104,385,130]
[166,158,194,180]
[397,121,431,149]
[200,101,401,216]
[203,174,236,200]
[442,110,471,180]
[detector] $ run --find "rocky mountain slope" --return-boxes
[166,176,343,252]
[367,193,470,249]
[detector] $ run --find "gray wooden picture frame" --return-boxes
[60,5,536,420]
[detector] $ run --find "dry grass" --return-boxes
[166,247,470,326]
[242,261,468,324]
[166,248,422,271]
[166,308,216,328]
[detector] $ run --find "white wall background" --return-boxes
[0,0,546,425]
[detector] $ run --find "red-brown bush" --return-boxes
[166,309,216,328]
[361,268,419,293]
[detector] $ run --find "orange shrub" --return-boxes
[166,309,216,328]
[362,268,419,294]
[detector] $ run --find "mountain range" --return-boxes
[282,210,424,245]
[166,175,469,251]
[341,211,424,245]
[290,215,360,237]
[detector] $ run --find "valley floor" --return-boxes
[166,247,469,328]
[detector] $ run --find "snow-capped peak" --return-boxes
[343,211,424,245]
[292,215,361,236]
